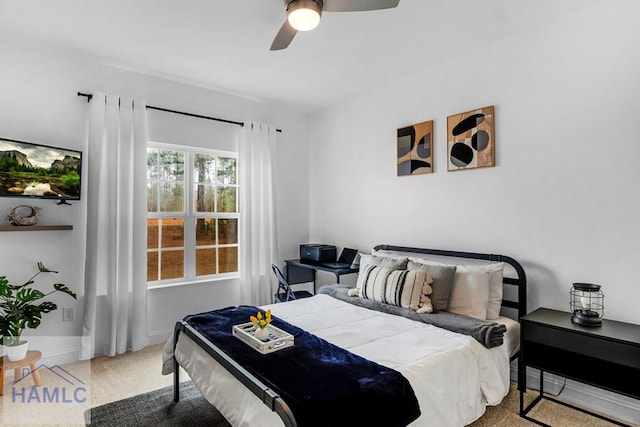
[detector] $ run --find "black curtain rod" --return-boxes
[77,92,282,133]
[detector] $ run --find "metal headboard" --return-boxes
[373,244,528,320]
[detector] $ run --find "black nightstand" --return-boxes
[520,307,640,426]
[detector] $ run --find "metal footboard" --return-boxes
[172,320,298,427]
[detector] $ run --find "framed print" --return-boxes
[397,120,433,176]
[447,105,494,171]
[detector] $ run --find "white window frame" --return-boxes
[147,141,239,288]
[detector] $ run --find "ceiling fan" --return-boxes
[270,0,400,51]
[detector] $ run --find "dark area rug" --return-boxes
[85,381,231,427]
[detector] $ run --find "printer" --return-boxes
[299,244,337,263]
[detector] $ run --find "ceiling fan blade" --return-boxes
[323,0,399,12]
[270,20,297,51]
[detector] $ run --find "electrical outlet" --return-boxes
[62,306,74,322]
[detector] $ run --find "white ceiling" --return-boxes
[0,0,589,113]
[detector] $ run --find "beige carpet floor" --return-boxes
[1,343,636,426]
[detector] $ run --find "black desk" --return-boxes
[284,259,359,293]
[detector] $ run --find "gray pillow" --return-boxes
[407,260,456,312]
[356,254,408,291]
[359,253,408,271]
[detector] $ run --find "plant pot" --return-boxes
[254,327,270,342]
[3,340,29,361]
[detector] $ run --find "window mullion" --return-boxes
[184,150,195,279]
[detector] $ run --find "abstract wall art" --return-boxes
[397,120,433,176]
[447,105,494,171]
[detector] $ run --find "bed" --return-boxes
[162,244,527,427]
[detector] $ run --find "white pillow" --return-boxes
[448,269,491,320]
[484,263,505,320]
[371,248,418,259]
[454,263,504,319]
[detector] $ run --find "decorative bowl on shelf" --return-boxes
[6,205,40,226]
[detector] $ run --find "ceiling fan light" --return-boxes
[287,0,322,31]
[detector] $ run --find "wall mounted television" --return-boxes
[0,137,82,204]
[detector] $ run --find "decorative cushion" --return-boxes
[483,263,505,320]
[356,254,409,291]
[359,265,432,312]
[407,260,457,312]
[448,263,504,320]
[409,259,504,320]
[447,269,491,320]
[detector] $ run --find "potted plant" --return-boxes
[249,309,273,341]
[0,262,77,361]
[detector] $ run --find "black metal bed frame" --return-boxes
[172,244,528,427]
[173,320,298,426]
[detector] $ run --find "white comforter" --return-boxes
[162,294,510,427]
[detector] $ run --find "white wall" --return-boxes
[0,37,310,353]
[308,2,640,325]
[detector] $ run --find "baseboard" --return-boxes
[511,362,640,425]
[39,346,82,366]
[148,329,173,346]
[3,345,82,380]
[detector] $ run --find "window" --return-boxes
[147,143,239,286]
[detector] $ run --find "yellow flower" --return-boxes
[250,309,273,329]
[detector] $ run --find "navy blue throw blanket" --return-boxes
[184,306,421,427]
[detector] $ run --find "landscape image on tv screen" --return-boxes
[0,137,82,201]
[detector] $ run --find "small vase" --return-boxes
[254,327,270,341]
[3,340,29,361]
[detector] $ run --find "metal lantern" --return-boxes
[570,283,604,327]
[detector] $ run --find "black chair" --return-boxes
[272,264,313,303]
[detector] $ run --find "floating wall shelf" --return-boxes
[0,225,73,232]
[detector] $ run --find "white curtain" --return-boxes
[82,92,149,359]
[239,122,279,306]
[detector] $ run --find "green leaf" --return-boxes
[37,262,58,274]
[16,288,46,303]
[22,305,43,329]
[26,317,42,329]
[0,277,11,297]
[37,301,57,313]
[0,317,10,337]
[53,283,77,299]
[16,280,34,290]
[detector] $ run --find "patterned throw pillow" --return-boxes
[359,265,433,311]
[356,254,409,292]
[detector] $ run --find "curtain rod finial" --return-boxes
[77,92,93,102]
